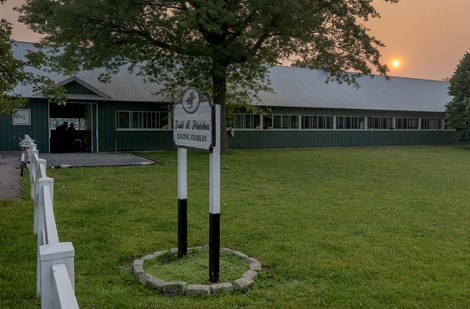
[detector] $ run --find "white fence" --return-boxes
[25,135,79,309]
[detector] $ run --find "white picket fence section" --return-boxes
[24,135,79,309]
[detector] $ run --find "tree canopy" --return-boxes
[446,52,470,140]
[19,0,398,151]
[0,0,66,115]
[0,0,33,114]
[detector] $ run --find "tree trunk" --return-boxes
[212,62,229,154]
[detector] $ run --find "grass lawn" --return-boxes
[1,146,469,308]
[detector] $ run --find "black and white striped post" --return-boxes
[177,148,187,258]
[209,104,221,283]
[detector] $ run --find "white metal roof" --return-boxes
[12,41,451,112]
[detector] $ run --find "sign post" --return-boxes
[177,148,187,258]
[209,104,221,283]
[173,88,221,282]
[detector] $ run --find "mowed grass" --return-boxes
[1,146,470,308]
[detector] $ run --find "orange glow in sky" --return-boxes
[2,0,470,80]
[367,0,470,80]
[392,59,400,68]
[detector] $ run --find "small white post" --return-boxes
[39,242,75,309]
[178,148,187,200]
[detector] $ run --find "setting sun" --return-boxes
[392,59,400,68]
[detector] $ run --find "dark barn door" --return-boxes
[49,102,94,153]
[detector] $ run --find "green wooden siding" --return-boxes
[0,100,49,153]
[109,131,174,151]
[1,99,455,153]
[228,130,457,149]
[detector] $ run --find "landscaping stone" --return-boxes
[132,259,144,267]
[145,275,166,293]
[152,250,167,258]
[133,262,144,277]
[220,247,234,254]
[250,261,262,271]
[162,282,187,296]
[243,269,258,280]
[186,284,211,297]
[244,256,257,264]
[142,254,156,261]
[132,260,144,279]
[231,250,248,259]
[138,272,153,285]
[233,277,253,291]
[210,282,233,295]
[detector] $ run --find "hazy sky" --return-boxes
[1,0,470,80]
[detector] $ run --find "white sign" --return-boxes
[173,88,214,151]
[13,109,31,125]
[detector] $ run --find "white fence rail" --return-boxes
[24,135,79,309]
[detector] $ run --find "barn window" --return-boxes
[117,111,170,130]
[367,117,393,129]
[231,113,261,129]
[421,118,441,130]
[395,117,418,130]
[301,115,333,129]
[336,116,366,129]
[271,115,298,129]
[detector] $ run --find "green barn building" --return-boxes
[1,42,455,153]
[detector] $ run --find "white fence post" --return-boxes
[37,177,54,243]
[36,177,54,296]
[26,139,35,166]
[31,149,39,234]
[30,148,39,200]
[39,242,75,309]
[34,159,47,236]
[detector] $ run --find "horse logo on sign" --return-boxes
[181,88,200,113]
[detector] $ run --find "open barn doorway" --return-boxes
[49,102,94,153]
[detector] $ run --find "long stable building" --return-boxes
[1,41,455,153]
